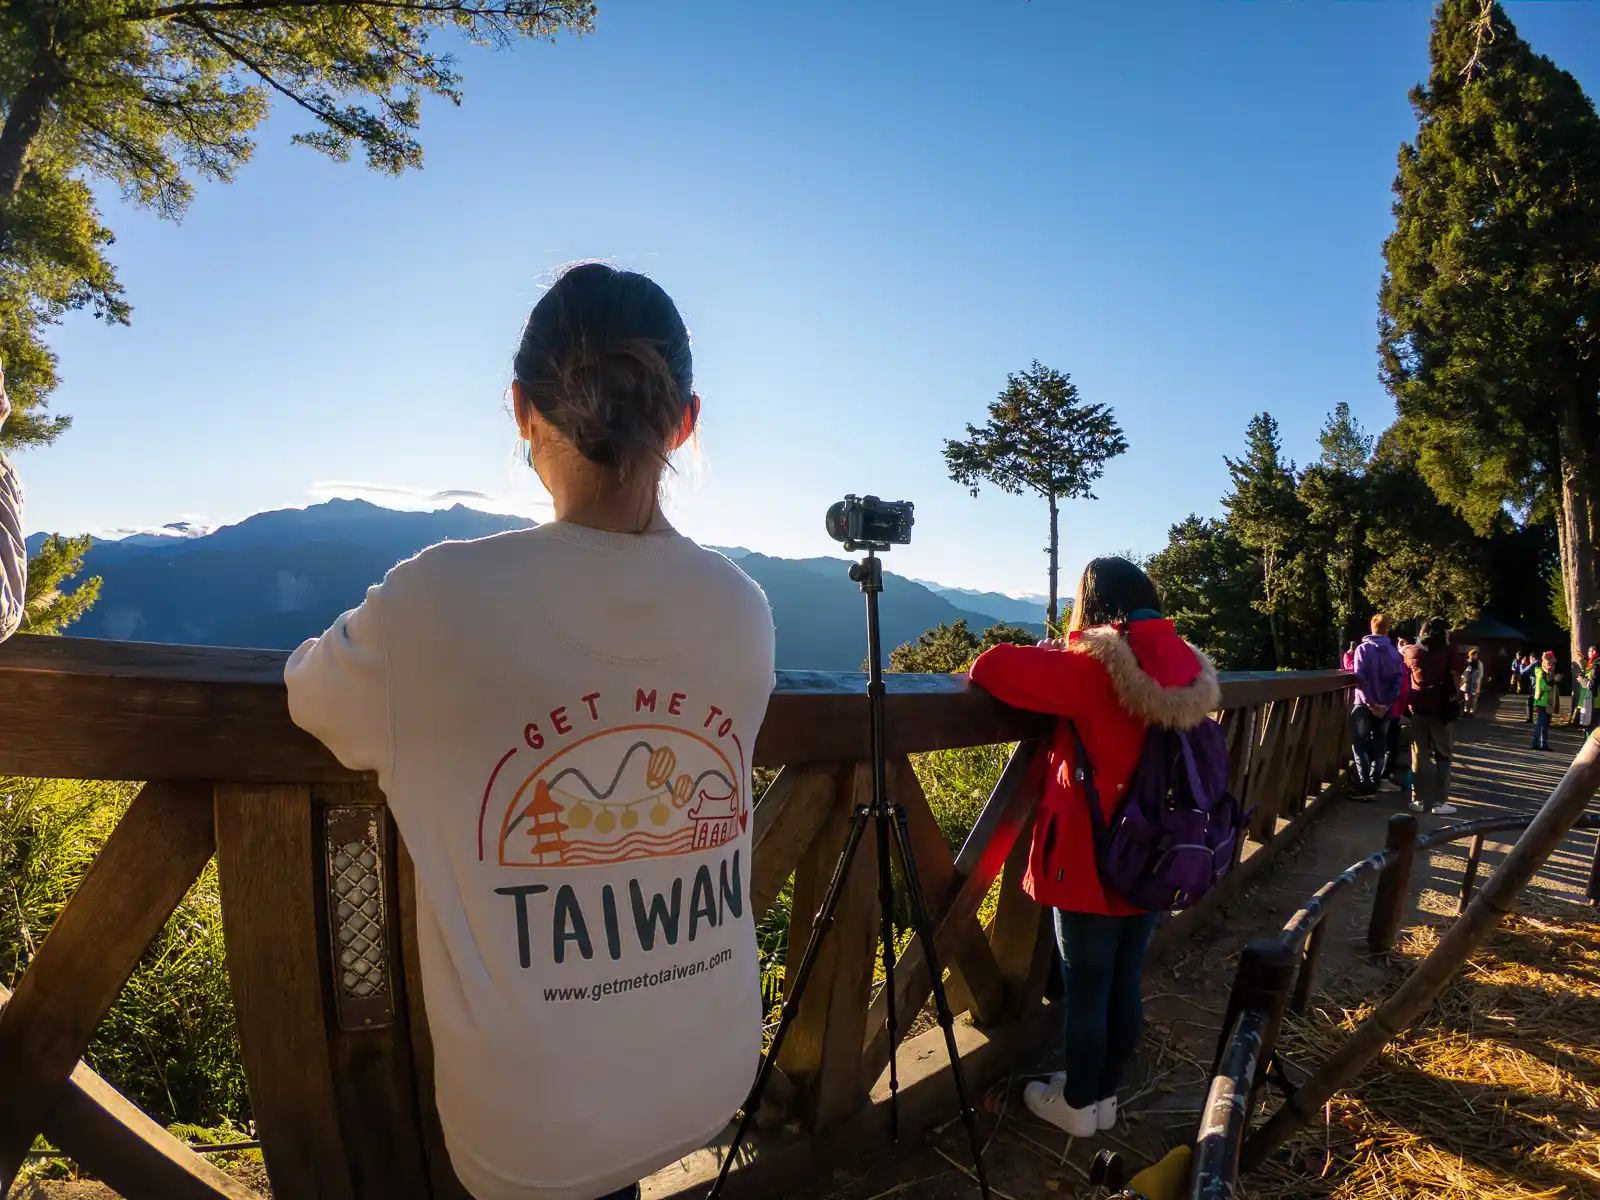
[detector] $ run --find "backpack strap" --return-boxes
[1067,720,1109,854]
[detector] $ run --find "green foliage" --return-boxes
[1551,567,1571,633]
[886,618,1037,675]
[21,532,100,634]
[1377,0,1600,649]
[1146,515,1269,670]
[1318,402,1374,475]
[1,778,247,1125]
[945,361,1128,626]
[1362,431,1487,628]
[0,0,595,446]
[1156,405,1508,668]
[1223,413,1310,667]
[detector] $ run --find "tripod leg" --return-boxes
[888,805,993,1200]
[709,804,873,1200]
[874,808,901,1143]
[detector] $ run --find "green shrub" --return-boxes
[0,778,249,1127]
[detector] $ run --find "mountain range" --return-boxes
[32,500,1044,671]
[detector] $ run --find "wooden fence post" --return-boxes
[1367,813,1419,953]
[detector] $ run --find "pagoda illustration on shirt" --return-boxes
[490,725,744,868]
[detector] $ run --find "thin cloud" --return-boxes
[306,480,553,518]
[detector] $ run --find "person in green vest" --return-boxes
[1532,651,1559,751]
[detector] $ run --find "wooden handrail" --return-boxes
[0,634,1350,781]
[0,634,1355,1200]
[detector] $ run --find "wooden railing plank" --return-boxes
[0,635,1352,781]
[215,784,356,1200]
[857,742,1045,1090]
[986,804,1052,1009]
[751,764,844,918]
[776,763,881,1131]
[395,840,472,1200]
[0,983,256,1200]
[0,781,215,1189]
[1246,701,1293,842]
[312,787,432,1200]
[859,756,1009,1086]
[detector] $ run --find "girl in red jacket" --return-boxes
[969,558,1220,1139]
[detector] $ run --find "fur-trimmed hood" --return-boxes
[1065,624,1220,730]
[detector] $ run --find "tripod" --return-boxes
[710,548,992,1199]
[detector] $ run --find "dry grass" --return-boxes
[1251,899,1600,1199]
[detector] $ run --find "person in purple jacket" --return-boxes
[1350,613,1405,798]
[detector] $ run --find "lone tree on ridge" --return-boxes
[944,361,1127,629]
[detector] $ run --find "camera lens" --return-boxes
[824,501,850,544]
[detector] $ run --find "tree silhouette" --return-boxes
[944,361,1127,629]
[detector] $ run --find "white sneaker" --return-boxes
[1043,1071,1117,1129]
[1023,1080,1097,1138]
[1432,803,1458,816]
[1409,800,1426,813]
[1096,1094,1118,1131]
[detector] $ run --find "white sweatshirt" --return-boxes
[286,523,775,1200]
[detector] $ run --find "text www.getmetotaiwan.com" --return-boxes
[543,947,735,1003]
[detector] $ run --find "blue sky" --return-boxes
[17,1,1600,597]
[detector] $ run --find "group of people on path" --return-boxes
[1345,614,1463,817]
[1511,648,1599,748]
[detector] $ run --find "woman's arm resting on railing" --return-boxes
[284,584,393,775]
[968,641,1095,718]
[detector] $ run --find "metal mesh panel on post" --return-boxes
[325,806,396,1029]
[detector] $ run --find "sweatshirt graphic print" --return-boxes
[286,523,775,1200]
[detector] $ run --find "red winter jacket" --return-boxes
[968,620,1220,915]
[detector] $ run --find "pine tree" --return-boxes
[1301,404,1376,653]
[1223,413,1306,668]
[1145,515,1270,670]
[21,533,100,634]
[1379,0,1600,662]
[944,361,1128,629]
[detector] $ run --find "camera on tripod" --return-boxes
[713,490,991,1200]
[824,494,914,552]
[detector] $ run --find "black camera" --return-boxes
[824,494,915,551]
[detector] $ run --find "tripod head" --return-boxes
[848,552,883,594]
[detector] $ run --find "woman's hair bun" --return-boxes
[514,264,694,477]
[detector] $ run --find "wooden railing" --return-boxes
[1192,759,1600,1198]
[0,636,1354,1200]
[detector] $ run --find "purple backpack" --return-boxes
[1069,717,1243,912]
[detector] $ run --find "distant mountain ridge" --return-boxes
[42,500,1041,670]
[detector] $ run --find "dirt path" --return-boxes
[789,693,1600,1199]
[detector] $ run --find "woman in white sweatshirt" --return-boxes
[286,264,776,1200]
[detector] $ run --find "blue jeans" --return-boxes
[1053,909,1160,1109]
[1533,707,1551,749]
[1349,706,1390,784]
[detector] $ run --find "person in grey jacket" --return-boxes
[0,360,24,641]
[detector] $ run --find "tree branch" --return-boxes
[180,15,368,140]
[123,0,568,24]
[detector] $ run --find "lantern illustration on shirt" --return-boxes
[489,724,745,868]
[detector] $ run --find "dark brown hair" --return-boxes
[514,263,695,479]
[1069,556,1162,631]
